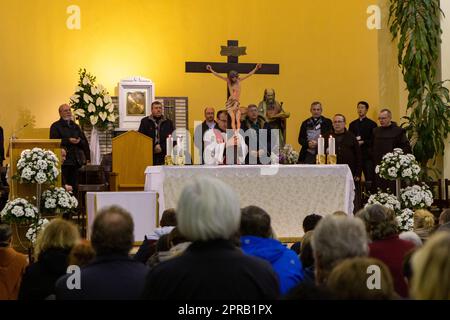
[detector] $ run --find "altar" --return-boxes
[144,165,355,241]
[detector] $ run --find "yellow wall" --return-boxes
[1,0,389,155]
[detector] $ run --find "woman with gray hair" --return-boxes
[141,176,279,300]
[311,215,369,285]
[356,204,415,298]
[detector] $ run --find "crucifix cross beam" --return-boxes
[185,40,280,97]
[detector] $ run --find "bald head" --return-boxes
[204,107,215,122]
[59,104,72,121]
[378,109,392,127]
[91,206,134,256]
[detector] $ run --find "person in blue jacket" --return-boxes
[240,205,304,295]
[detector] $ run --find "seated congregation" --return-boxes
[1,176,449,300]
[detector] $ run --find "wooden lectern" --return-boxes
[8,139,62,201]
[111,131,152,191]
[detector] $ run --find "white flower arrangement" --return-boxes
[70,68,117,129]
[396,208,414,232]
[375,148,421,181]
[14,148,59,184]
[400,184,433,210]
[279,144,299,164]
[0,198,38,224]
[366,191,401,211]
[41,187,78,214]
[26,218,50,244]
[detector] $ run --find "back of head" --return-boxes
[399,231,423,247]
[177,176,241,242]
[439,209,450,225]
[160,208,177,227]
[302,214,322,233]
[300,231,315,268]
[327,257,396,300]
[410,232,450,299]
[91,206,134,256]
[356,204,398,241]
[68,239,96,267]
[35,218,80,259]
[312,215,368,284]
[0,224,12,247]
[240,206,272,238]
[168,227,189,247]
[437,222,450,232]
[414,209,435,230]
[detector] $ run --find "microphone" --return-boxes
[11,123,29,140]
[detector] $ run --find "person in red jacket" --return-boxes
[356,204,415,298]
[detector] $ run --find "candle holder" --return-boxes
[316,154,326,165]
[164,155,174,166]
[174,155,185,166]
[327,154,337,165]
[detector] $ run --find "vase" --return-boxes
[82,124,113,165]
[36,183,42,214]
[11,223,31,254]
[395,178,401,201]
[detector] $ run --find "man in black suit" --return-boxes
[55,206,149,300]
[50,104,90,192]
[349,101,377,190]
[298,101,332,164]
[138,101,174,165]
[194,107,217,164]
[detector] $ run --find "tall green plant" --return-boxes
[389,0,450,168]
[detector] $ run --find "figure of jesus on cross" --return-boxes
[206,63,262,133]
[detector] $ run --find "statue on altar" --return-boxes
[257,88,290,147]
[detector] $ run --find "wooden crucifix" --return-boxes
[185,40,279,98]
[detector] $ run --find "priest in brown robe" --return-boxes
[371,109,411,192]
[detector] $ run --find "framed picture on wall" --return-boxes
[118,77,155,130]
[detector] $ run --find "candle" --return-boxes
[177,136,182,156]
[166,135,173,157]
[318,135,325,155]
[328,135,335,155]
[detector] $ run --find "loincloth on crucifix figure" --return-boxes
[207,64,261,133]
[258,88,290,147]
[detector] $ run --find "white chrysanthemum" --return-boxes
[11,206,24,217]
[45,198,57,209]
[401,168,412,178]
[35,171,47,184]
[24,207,36,218]
[388,167,398,178]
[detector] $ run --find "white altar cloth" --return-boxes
[144,165,355,239]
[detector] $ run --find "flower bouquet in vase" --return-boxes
[0,198,39,252]
[375,148,421,197]
[70,69,117,165]
[14,147,60,211]
[41,187,78,218]
[279,144,299,164]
